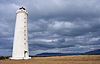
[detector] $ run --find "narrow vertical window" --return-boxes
[24,26,26,27]
[24,38,26,40]
[24,18,26,19]
[24,34,26,36]
[24,30,26,32]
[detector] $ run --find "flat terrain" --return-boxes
[0,55,100,64]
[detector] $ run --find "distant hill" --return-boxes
[84,49,100,55]
[36,53,82,56]
[36,49,100,56]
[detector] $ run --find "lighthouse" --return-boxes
[10,7,31,60]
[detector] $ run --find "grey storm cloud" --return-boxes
[0,0,100,56]
[22,0,100,19]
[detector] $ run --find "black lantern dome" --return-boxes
[19,7,25,10]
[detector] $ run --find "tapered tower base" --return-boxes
[10,57,31,60]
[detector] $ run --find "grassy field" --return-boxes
[0,55,100,64]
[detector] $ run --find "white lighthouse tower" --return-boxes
[10,7,31,60]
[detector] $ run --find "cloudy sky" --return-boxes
[0,0,100,56]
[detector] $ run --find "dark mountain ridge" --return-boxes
[36,49,100,56]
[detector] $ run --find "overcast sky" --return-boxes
[0,0,100,56]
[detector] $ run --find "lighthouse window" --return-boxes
[24,18,26,19]
[24,30,26,32]
[24,22,26,23]
[24,34,26,36]
[24,38,26,40]
[24,26,26,27]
